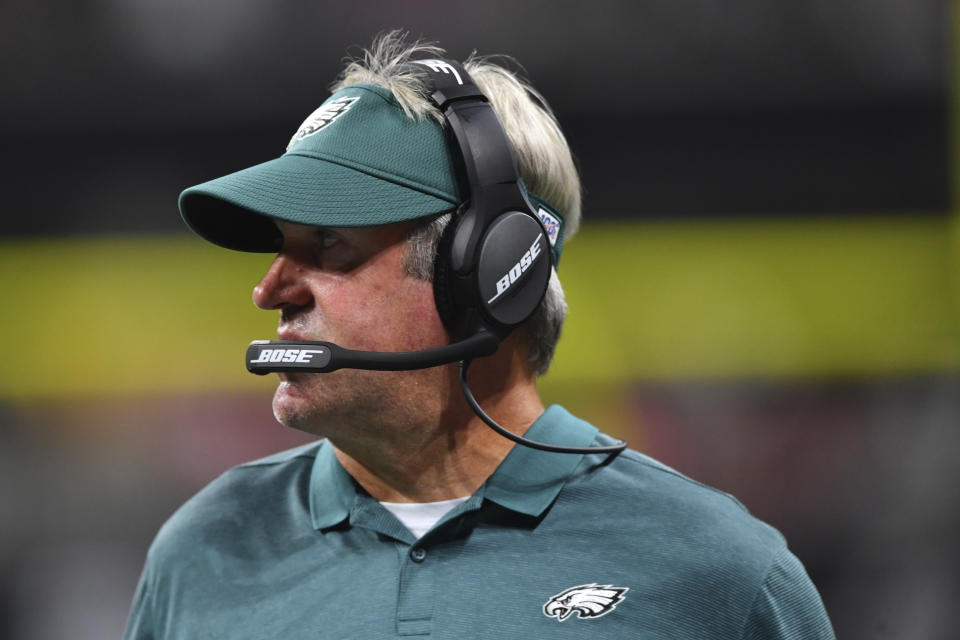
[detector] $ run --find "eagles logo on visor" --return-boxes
[287,96,360,149]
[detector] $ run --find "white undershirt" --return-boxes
[379,496,471,539]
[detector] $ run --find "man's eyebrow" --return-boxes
[309,227,345,242]
[308,226,369,251]
[312,226,354,239]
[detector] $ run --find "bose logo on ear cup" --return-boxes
[488,234,543,304]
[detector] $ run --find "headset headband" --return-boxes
[410,59,538,274]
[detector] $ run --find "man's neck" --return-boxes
[331,364,545,503]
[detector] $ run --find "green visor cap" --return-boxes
[179,83,566,264]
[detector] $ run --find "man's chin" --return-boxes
[272,381,318,431]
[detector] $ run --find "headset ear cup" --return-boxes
[476,211,552,328]
[432,215,460,335]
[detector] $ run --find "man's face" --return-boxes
[253,220,453,442]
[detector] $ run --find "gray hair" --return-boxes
[333,32,580,375]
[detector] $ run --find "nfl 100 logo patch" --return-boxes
[537,208,561,247]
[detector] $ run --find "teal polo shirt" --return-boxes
[125,405,834,639]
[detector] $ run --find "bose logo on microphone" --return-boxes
[488,234,543,304]
[250,349,327,364]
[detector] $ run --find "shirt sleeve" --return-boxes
[123,563,156,640]
[740,548,835,640]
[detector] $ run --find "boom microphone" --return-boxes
[246,331,500,374]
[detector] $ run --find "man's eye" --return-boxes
[307,230,356,270]
[318,231,338,249]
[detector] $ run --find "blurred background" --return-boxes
[1,1,957,638]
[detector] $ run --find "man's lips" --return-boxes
[276,327,319,342]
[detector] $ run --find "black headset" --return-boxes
[411,58,553,344]
[246,58,627,456]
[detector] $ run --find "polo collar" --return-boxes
[482,405,597,517]
[309,439,356,530]
[308,404,598,529]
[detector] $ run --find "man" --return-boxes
[125,34,834,639]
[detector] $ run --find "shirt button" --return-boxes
[410,547,427,563]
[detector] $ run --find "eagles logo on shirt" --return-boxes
[287,96,359,149]
[542,583,629,621]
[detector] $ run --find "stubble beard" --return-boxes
[271,367,443,447]
[270,303,452,446]
[273,370,378,436]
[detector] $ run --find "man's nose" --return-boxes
[253,254,312,310]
